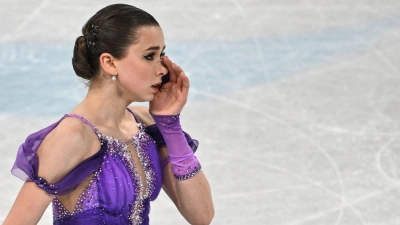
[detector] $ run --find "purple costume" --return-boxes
[11,109,199,224]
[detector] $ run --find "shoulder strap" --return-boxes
[126,107,146,132]
[65,109,143,135]
[64,114,100,135]
[126,107,140,123]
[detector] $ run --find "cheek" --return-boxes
[134,65,153,79]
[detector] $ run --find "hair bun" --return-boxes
[72,35,94,80]
[72,4,159,81]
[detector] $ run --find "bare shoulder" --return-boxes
[36,117,100,183]
[129,105,155,126]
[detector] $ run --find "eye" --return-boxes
[160,52,166,59]
[144,53,155,60]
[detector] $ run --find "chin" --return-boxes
[147,94,156,101]
[137,95,155,102]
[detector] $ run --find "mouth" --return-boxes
[151,83,162,92]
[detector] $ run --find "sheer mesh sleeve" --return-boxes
[149,114,201,180]
[145,124,199,153]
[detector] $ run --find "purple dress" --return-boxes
[11,109,198,225]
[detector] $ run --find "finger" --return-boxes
[162,55,173,69]
[171,63,186,85]
[161,56,175,81]
[162,56,177,83]
[180,72,190,97]
[175,71,183,89]
[174,72,189,95]
[172,63,184,77]
[174,72,189,105]
[180,71,190,89]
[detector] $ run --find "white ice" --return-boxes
[1,0,400,224]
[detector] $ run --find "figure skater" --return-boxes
[4,4,214,225]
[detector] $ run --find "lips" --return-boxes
[151,83,161,92]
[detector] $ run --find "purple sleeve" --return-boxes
[11,120,105,196]
[149,114,201,180]
[145,124,199,153]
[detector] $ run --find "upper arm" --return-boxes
[36,118,99,183]
[4,118,99,224]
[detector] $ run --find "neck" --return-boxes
[70,80,137,128]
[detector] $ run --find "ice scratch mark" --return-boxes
[191,88,347,221]
[376,138,400,184]
[286,186,398,225]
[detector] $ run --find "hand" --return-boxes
[149,56,190,115]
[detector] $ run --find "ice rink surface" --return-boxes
[1,0,400,224]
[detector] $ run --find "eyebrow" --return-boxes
[145,45,166,51]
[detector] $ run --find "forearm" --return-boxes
[4,182,53,225]
[152,113,214,224]
[162,158,214,224]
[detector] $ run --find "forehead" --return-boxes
[132,26,165,50]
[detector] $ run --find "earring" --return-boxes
[112,75,116,81]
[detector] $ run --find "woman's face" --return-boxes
[114,26,168,102]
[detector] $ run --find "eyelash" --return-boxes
[144,52,166,60]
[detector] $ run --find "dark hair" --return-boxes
[72,4,159,80]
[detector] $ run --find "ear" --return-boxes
[99,53,117,76]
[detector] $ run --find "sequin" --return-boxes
[11,109,199,224]
[49,113,160,225]
[53,172,100,220]
[101,126,157,225]
[174,164,202,181]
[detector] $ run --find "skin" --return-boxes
[4,26,214,225]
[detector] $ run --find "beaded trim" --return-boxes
[53,172,100,220]
[150,113,180,128]
[52,113,157,224]
[100,122,156,225]
[33,175,59,195]
[174,163,202,181]
[150,113,202,181]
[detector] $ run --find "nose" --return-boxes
[158,60,168,77]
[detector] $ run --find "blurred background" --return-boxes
[1,0,400,224]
